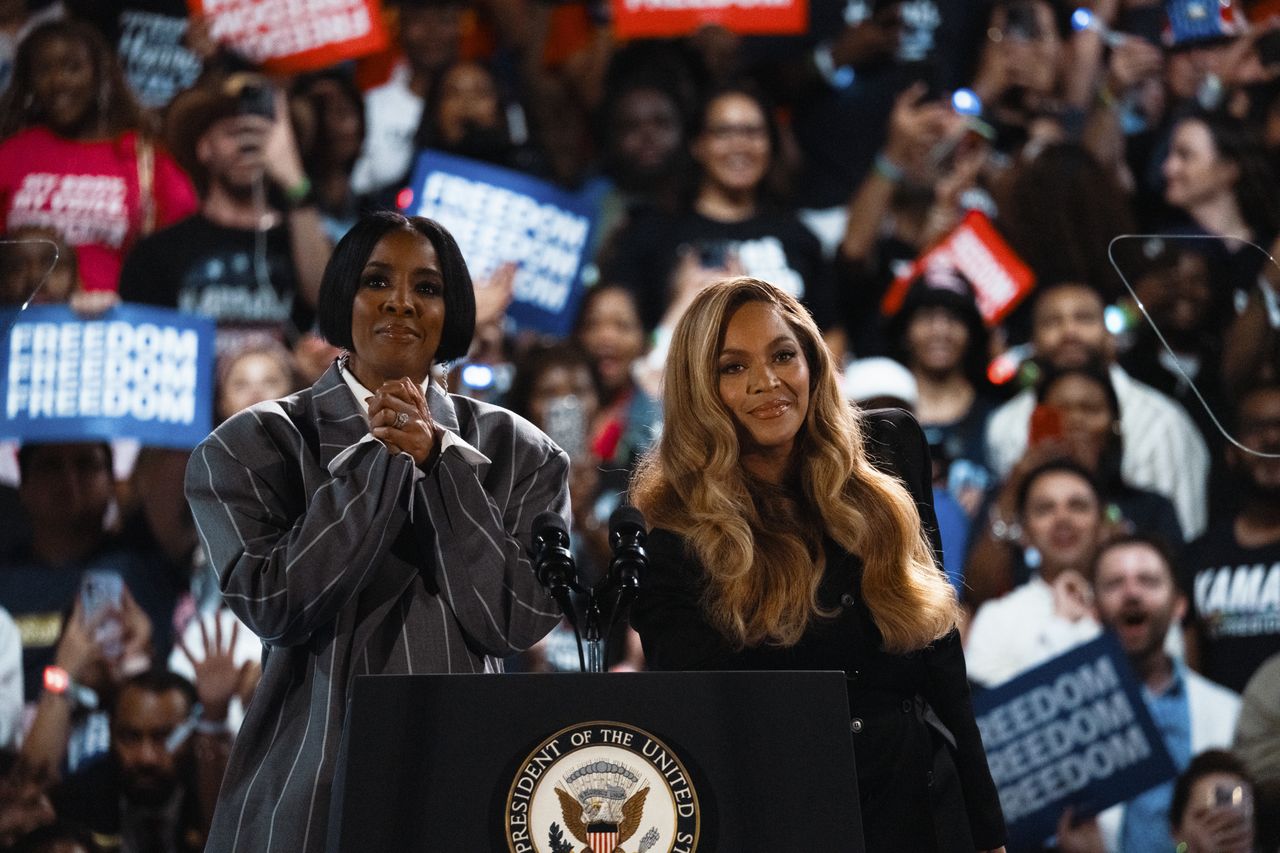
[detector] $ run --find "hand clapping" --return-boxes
[367,378,440,466]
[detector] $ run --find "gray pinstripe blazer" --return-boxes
[185,362,569,852]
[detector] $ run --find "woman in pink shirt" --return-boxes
[0,19,196,293]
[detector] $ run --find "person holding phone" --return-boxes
[185,211,569,852]
[1170,750,1257,853]
[119,72,331,355]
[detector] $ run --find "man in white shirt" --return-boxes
[1055,535,1240,853]
[965,459,1104,687]
[985,282,1209,537]
[350,0,463,196]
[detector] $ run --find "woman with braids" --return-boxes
[630,278,1006,852]
[0,19,196,293]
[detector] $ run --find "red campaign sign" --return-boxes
[611,0,807,38]
[190,0,389,74]
[881,210,1035,328]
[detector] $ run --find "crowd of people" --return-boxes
[0,0,1278,849]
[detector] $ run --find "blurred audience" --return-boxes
[964,459,1104,687]
[0,19,197,293]
[1056,535,1240,853]
[985,280,1209,539]
[119,72,330,357]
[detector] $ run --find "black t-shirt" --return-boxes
[1182,522,1280,693]
[600,206,837,331]
[0,541,183,699]
[119,214,314,353]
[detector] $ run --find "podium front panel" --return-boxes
[328,671,862,852]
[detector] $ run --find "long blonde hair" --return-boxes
[631,278,959,653]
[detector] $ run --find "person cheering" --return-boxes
[630,277,1005,852]
[185,212,569,852]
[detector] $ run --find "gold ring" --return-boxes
[394,412,410,429]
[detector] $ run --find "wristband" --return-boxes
[813,43,856,90]
[873,153,905,184]
[43,665,99,708]
[195,718,232,736]
[283,176,316,210]
[43,665,70,695]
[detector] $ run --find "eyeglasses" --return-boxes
[703,123,768,142]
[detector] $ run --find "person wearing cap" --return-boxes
[118,72,332,354]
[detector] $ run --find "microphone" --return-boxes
[532,511,577,593]
[532,510,584,670]
[607,506,647,602]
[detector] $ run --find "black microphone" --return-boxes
[532,511,577,593]
[532,510,584,670]
[607,506,647,600]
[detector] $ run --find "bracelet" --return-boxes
[195,718,232,736]
[43,665,99,709]
[283,176,316,210]
[873,153,905,184]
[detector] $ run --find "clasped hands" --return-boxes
[366,379,442,466]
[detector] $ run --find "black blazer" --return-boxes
[631,409,1006,852]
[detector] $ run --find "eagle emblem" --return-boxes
[553,760,651,853]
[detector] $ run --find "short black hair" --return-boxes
[1092,533,1185,595]
[888,276,991,391]
[1170,749,1254,830]
[1035,359,1120,419]
[1016,458,1102,516]
[316,211,476,363]
[505,341,600,423]
[110,669,198,720]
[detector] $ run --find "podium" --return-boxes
[327,671,863,852]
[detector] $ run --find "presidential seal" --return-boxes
[505,721,701,853]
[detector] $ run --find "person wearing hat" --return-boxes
[119,72,332,354]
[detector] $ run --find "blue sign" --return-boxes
[1,304,215,449]
[403,150,604,337]
[971,634,1177,849]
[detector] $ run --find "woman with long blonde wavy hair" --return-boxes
[629,278,1006,853]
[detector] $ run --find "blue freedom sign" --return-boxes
[403,150,604,337]
[971,634,1177,849]
[0,304,215,448]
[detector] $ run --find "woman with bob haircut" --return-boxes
[630,277,1006,852]
[185,211,569,853]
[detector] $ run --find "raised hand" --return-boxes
[178,612,254,723]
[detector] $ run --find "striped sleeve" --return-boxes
[185,415,415,647]
[416,441,569,655]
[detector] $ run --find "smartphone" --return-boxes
[696,241,734,270]
[80,570,124,659]
[544,395,588,458]
[1029,403,1065,446]
[236,79,276,120]
[80,570,122,619]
